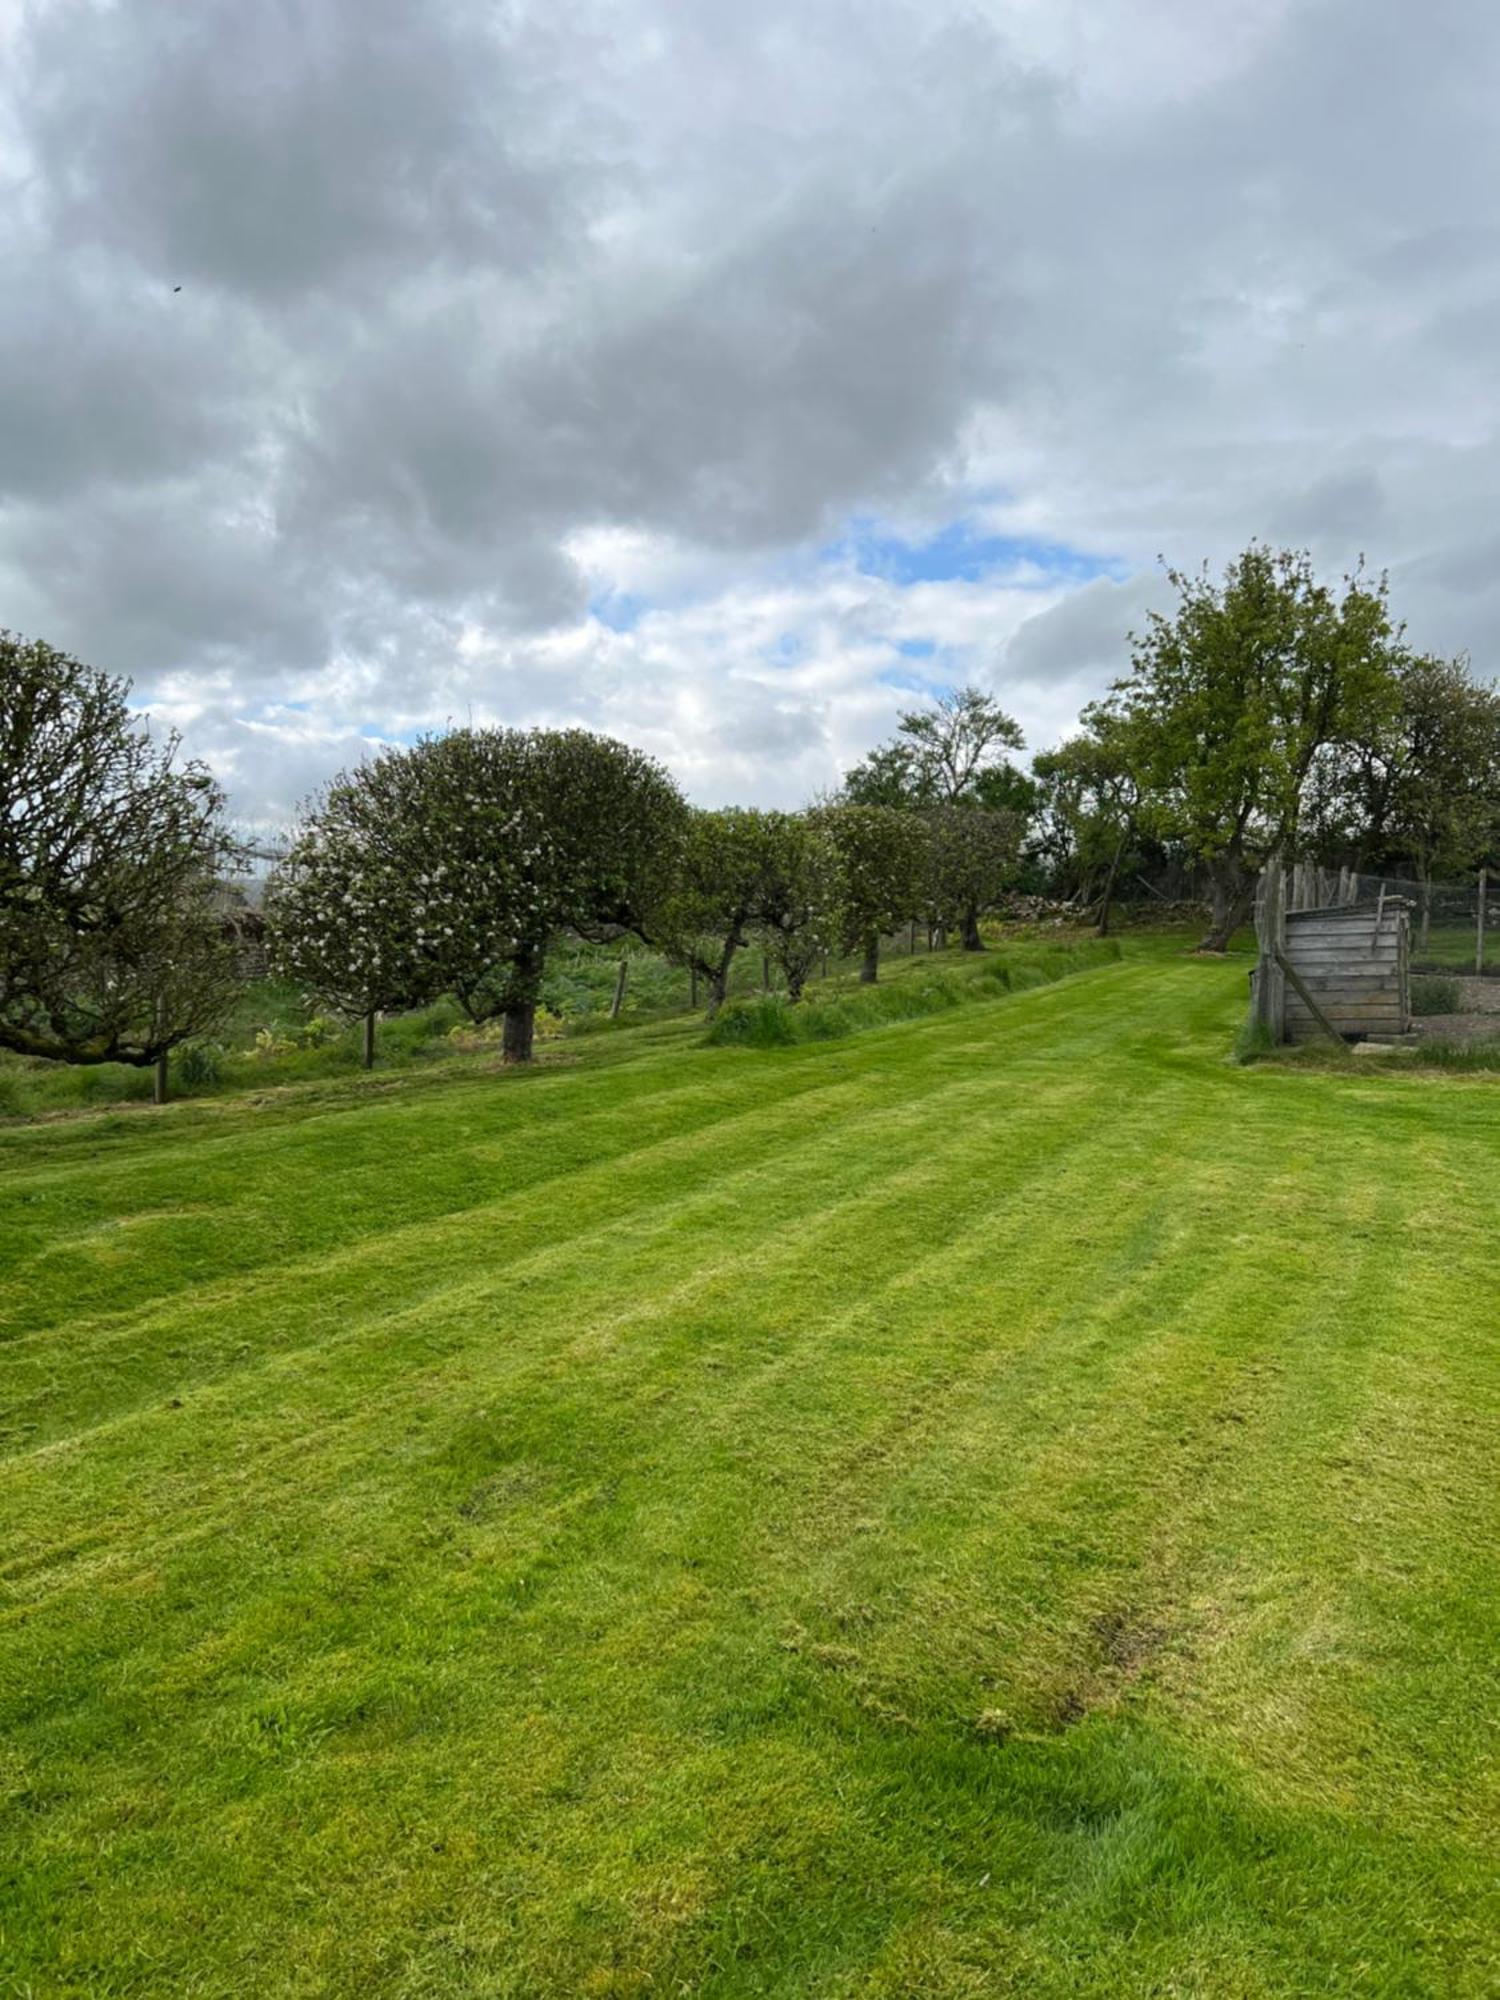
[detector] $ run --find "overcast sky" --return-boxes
[3,0,1497,826]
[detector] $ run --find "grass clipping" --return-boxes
[705,939,1122,1048]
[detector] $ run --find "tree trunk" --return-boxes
[501,941,544,1063]
[932,922,948,951]
[1417,861,1432,950]
[786,966,806,1002]
[860,934,879,983]
[501,1001,536,1063]
[153,1054,169,1105]
[1096,833,1127,939]
[1197,859,1251,952]
[960,909,983,952]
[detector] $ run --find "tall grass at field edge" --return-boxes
[705,938,1122,1047]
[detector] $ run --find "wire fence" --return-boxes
[1281,862,1497,975]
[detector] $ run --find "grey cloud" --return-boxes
[18,0,592,300]
[3,0,1500,811]
[1000,575,1165,692]
[1273,469,1388,548]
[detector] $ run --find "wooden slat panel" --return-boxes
[1289,976,1401,994]
[1286,963,1401,978]
[1288,928,1408,944]
[1287,947,1398,963]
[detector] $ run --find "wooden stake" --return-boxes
[1478,867,1488,975]
[1251,857,1286,1039]
[362,1009,376,1069]
[609,956,628,1019]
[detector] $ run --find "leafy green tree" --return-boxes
[814,802,929,981]
[646,808,780,1017]
[752,813,845,1001]
[844,685,1025,809]
[402,727,686,1062]
[840,739,928,809]
[0,631,241,1073]
[1098,546,1401,950]
[1320,652,1500,940]
[926,807,1023,950]
[1031,708,1142,936]
[265,754,440,1065]
[271,727,684,1064]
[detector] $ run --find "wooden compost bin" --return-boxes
[1282,902,1410,1043]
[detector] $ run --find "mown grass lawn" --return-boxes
[1,941,1497,1996]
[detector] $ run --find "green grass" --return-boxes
[705,940,1120,1045]
[1410,921,1489,975]
[2,937,1497,1995]
[0,934,961,1120]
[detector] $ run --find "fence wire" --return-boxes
[1280,862,1497,975]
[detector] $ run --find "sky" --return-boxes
[3,0,1498,830]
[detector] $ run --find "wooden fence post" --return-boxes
[1250,858,1286,1041]
[1478,868,1488,976]
[362,1009,376,1069]
[609,957,628,1020]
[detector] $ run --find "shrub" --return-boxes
[177,1041,227,1088]
[1411,974,1461,1015]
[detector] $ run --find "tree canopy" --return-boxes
[0,632,241,1067]
[813,803,929,981]
[844,686,1025,810]
[1095,546,1402,948]
[269,726,686,1062]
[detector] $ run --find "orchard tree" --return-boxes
[1099,545,1401,950]
[753,813,845,1000]
[271,728,684,1064]
[844,685,1026,809]
[490,727,686,1061]
[814,802,929,981]
[647,808,780,1017]
[265,753,440,1066]
[0,631,241,1079]
[1031,707,1142,936]
[394,727,686,1062]
[926,806,1022,950]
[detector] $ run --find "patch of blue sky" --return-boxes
[827,516,1122,588]
[765,632,806,667]
[588,591,646,633]
[878,663,955,700]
